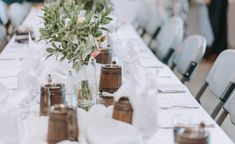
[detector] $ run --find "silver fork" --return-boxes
[160,106,199,110]
[157,89,186,94]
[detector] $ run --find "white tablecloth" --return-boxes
[0,3,234,144]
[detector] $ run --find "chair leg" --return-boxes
[195,82,208,102]
[211,101,225,119]
[181,62,197,84]
[148,27,161,48]
[216,109,228,126]
[148,39,153,48]
[140,29,146,38]
[162,48,175,65]
[220,82,235,102]
[181,77,187,84]
[170,63,176,70]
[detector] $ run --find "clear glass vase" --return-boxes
[76,58,97,111]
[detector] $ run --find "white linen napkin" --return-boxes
[28,33,44,75]
[6,103,144,144]
[19,116,48,144]
[39,58,74,84]
[114,68,160,139]
[0,109,23,144]
[17,66,38,94]
[0,87,24,144]
[84,115,143,144]
[15,33,43,91]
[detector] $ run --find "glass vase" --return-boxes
[76,59,97,111]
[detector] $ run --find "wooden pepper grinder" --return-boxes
[40,74,66,116]
[112,97,133,124]
[176,122,210,144]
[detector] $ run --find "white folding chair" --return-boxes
[171,35,206,83]
[216,89,235,126]
[142,5,169,48]
[0,1,9,25]
[7,2,32,29]
[133,0,152,35]
[153,16,184,64]
[195,50,235,119]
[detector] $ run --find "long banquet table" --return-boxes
[0,3,234,144]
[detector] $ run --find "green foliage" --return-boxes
[40,0,113,71]
[45,0,111,12]
[77,0,111,12]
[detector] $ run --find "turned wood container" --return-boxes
[40,83,65,116]
[95,48,112,64]
[112,97,133,124]
[47,104,79,144]
[99,63,122,93]
[176,128,209,144]
[99,93,114,107]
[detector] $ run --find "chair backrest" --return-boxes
[0,1,8,25]
[7,2,32,28]
[223,89,235,125]
[173,35,206,76]
[206,50,235,98]
[133,1,152,29]
[154,16,184,60]
[145,6,169,36]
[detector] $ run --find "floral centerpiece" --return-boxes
[40,0,112,70]
[40,0,113,109]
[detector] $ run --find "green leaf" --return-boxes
[101,17,112,24]
[94,30,102,37]
[85,12,93,22]
[46,53,54,59]
[39,0,113,68]
[100,27,109,31]
[51,42,57,48]
[47,48,56,53]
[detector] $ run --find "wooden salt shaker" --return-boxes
[40,75,66,116]
[95,47,112,64]
[47,104,79,144]
[112,97,133,124]
[99,61,122,93]
[176,122,209,144]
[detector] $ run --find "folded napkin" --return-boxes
[39,58,74,84]
[9,102,144,144]
[19,116,48,144]
[0,99,24,144]
[114,68,160,139]
[15,34,44,91]
[28,33,44,74]
[84,115,143,144]
[17,66,38,93]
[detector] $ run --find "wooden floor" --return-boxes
[0,38,7,53]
